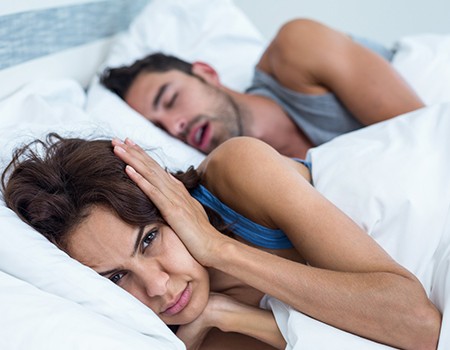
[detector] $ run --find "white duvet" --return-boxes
[263,102,450,349]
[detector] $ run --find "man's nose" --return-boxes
[164,114,188,138]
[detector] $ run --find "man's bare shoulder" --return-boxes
[256,18,339,94]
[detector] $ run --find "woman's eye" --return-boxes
[142,229,158,251]
[110,272,125,284]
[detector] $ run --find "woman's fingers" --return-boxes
[112,138,203,220]
[113,138,160,172]
[113,138,161,173]
[112,138,178,195]
[124,165,173,213]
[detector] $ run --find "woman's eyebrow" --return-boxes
[153,83,169,109]
[98,227,145,276]
[99,269,117,277]
[132,226,146,257]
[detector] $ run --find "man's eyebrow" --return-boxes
[153,83,169,109]
[98,227,145,276]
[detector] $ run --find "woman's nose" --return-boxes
[141,267,170,298]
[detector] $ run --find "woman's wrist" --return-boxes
[203,234,243,270]
[207,294,257,333]
[207,294,286,349]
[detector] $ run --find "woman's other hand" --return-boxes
[177,293,286,350]
[176,293,232,350]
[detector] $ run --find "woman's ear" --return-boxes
[192,61,221,86]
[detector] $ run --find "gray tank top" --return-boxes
[245,36,395,146]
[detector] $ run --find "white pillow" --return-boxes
[86,0,266,161]
[0,78,204,172]
[0,80,185,350]
[87,84,205,171]
[0,269,178,350]
[392,34,450,105]
[91,0,265,92]
[0,204,183,350]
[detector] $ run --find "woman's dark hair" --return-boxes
[100,52,193,100]
[1,133,230,251]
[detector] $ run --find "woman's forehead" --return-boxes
[66,206,137,269]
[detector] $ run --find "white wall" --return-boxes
[236,0,450,46]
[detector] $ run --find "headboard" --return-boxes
[0,0,150,100]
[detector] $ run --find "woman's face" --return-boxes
[66,206,210,325]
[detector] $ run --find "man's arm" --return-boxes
[257,19,424,125]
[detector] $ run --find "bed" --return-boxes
[1,1,450,349]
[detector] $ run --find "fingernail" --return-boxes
[114,145,126,153]
[126,165,136,173]
[125,138,136,146]
[113,138,124,144]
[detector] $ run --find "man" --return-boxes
[101,19,424,159]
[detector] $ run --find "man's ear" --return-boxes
[192,61,221,86]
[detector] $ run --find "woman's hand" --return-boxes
[111,138,226,266]
[176,293,234,350]
[177,293,286,350]
[175,294,215,350]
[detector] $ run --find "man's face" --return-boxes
[124,70,243,154]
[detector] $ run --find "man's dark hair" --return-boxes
[100,52,193,100]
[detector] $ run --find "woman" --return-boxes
[1,133,440,350]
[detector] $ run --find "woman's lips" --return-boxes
[162,283,192,316]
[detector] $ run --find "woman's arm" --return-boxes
[201,137,441,349]
[113,137,440,350]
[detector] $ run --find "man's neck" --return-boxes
[231,92,314,159]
